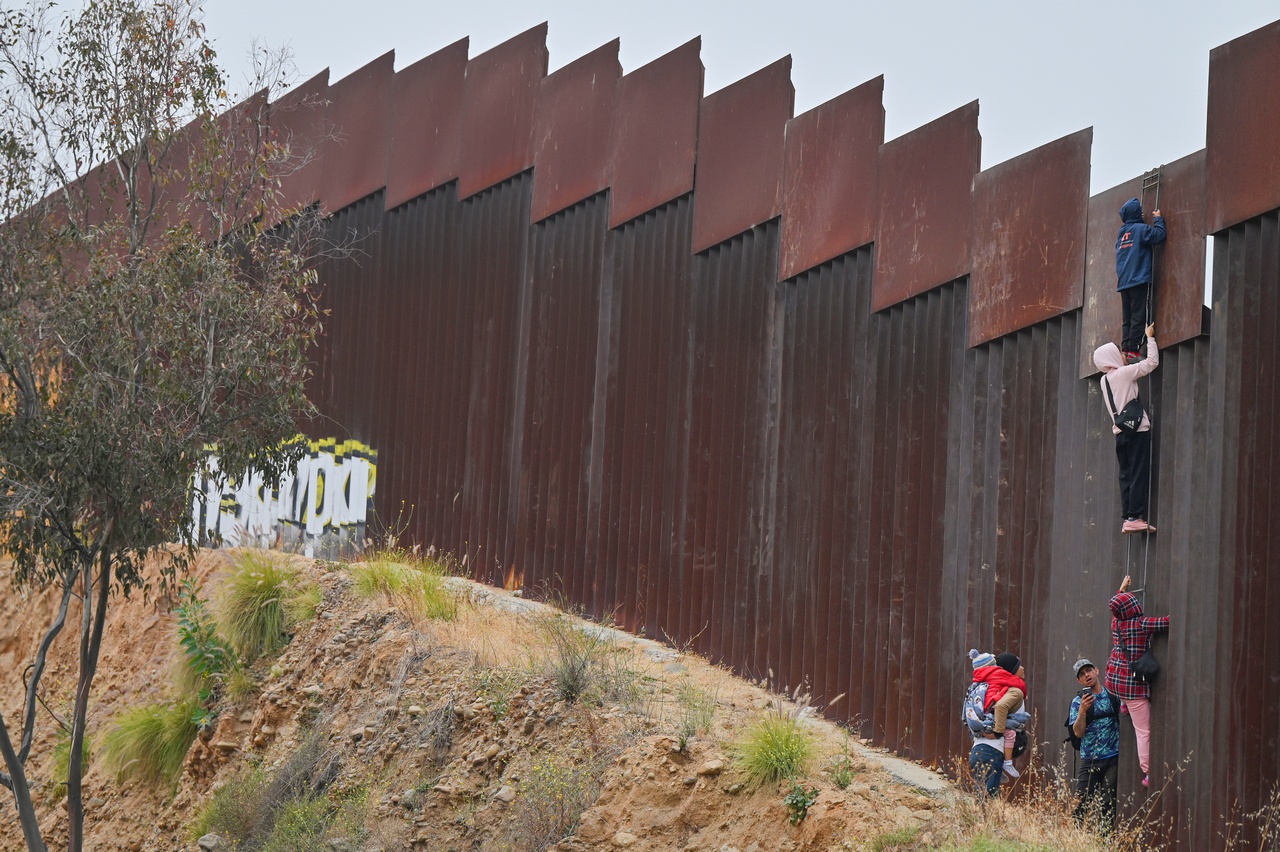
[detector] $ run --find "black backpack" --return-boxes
[1011,729,1029,759]
[1063,692,1120,750]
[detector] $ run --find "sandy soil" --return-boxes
[0,550,961,851]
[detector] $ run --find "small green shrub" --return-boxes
[191,729,351,846]
[260,796,330,852]
[868,826,921,850]
[830,755,854,790]
[783,782,819,825]
[288,582,324,623]
[175,577,239,692]
[349,558,455,621]
[510,752,606,851]
[830,732,857,790]
[675,677,718,738]
[473,666,522,720]
[960,838,1055,851]
[731,700,816,786]
[537,608,643,706]
[46,721,90,803]
[224,667,258,702]
[100,699,198,788]
[217,550,314,663]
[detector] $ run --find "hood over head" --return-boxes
[1094,342,1125,372]
[1110,591,1144,619]
[1120,197,1144,223]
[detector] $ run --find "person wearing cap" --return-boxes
[1069,657,1121,831]
[968,652,1026,798]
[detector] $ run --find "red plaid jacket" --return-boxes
[1104,591,1171,700]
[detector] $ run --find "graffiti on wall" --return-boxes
[190,438,377,557]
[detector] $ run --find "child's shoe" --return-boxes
[1120,702,1129,716]
[1142,774,1150,788]
[1123,349,1143,364]
[1122,518,1156,533]
[1003,760,1020,779]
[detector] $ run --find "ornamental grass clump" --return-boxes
[100,699,199,788]
[217,550,314,663]
[349,557,455,622]
[731,698,816,787]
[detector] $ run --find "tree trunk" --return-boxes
[66,550,111,852]
[0,714,47,851]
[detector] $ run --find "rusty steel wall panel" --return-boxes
[320,52,395,212]
[457,25,548,201]
[400,184,471,555]
[1080,151,1208,378]
[588,196,695,636]
[607,39,702,229]
[514,194,609,600]
[874,101,980,312]
[969,128,1091,347]
[384,39,468,211]
[1212,211,1280,851]
[1206,20,1280,233]
[310,192,385,449]
[272,69,329,212]
[682,224,778,664]
[530,42,620,223]
[778,77,884,282]
[455,173,533,583]
[691,58,793,254]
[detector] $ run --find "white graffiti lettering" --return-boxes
[190,438,377,557]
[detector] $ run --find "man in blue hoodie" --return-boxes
[1115,198,1166,362]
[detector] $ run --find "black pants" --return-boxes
[1121,284,1150,353]
[1074,755,1118,831]
[1116,430,1151,520]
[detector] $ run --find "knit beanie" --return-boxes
[995,653,1021,675]
[969,648,996,669]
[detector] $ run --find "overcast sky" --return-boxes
[200,0,1278,195]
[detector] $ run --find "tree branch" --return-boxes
[18,565,77,763]
[0,711,46,850]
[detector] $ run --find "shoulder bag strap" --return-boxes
[1103,375,1120,419]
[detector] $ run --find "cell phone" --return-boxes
[1078,687,1092,698]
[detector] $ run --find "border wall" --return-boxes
[279,21,1280,848]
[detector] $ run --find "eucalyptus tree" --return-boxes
[0,2,325,848]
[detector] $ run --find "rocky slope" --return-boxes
[1,549,1077,851]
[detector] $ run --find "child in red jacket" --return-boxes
[970,650,1029,779]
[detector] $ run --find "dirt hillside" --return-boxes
[0,550,1099,851]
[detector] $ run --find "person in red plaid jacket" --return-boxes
[1104,575,1171,789]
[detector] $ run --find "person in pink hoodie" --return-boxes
[1093,324,1158,534]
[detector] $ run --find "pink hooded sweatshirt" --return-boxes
[1092,337,1158,435]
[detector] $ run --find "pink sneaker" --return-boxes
[1122,519,1156,534]
[1142,775,1150,788]
[1120,702,1129,716]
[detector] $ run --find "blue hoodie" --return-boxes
[1115,198,1166,291]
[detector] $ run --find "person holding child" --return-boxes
[969,650,1029,779]
[967,651,1028,797]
